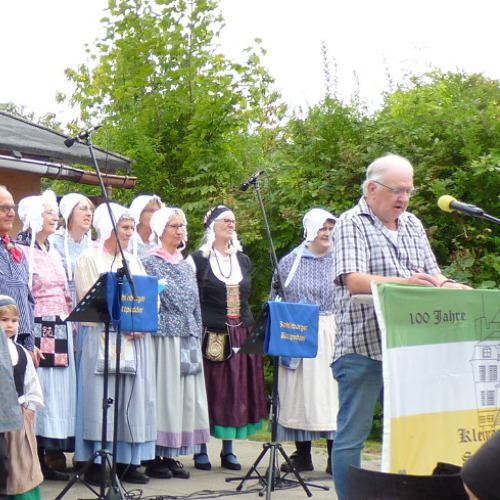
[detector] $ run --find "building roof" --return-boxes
[0,111,132,173]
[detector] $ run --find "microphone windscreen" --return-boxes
[437,195,456,213]
[64,137,76,148]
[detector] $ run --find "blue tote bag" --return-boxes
[264,300,319,358]
[105,272,158,332]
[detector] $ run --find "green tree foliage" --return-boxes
[268,96,369,256]
[369,71,500,288]
[241,96,371,307]
[59,0,498,294]
[61,0,285,241]
[268,70,499,292]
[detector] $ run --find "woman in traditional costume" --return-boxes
[187,205,267,471]
[270,208,338,474]
[73,202,156,485]
[17,190,75,482]
[141,207,209,479]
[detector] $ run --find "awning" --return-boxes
[0,154,136,188]
[0,110,132,173]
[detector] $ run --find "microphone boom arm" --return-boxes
[240,170,266,192]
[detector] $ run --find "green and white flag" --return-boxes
[373,283,500,474]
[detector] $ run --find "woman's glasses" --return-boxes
[220,218,236,226]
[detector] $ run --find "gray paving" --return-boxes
[41,439,381,500]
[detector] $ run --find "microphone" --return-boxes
[240,170,266,191]
[64,125,102,148]
[437,195,485,218]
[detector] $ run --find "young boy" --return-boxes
[0,295,44,499]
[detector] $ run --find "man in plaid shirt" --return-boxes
[330,154,470,500]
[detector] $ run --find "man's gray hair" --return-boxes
[361,154,414,196]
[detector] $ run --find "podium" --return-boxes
[372,283,500,475]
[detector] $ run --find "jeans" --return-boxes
[331,354,383,500]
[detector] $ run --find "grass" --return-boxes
[248,419,382,455]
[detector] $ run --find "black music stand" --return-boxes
[55,274,126,500]
[231,307,328,498]
[229,174,328,499]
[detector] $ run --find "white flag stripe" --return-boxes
[385,342,478,416]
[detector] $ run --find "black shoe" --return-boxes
[220,452,242,471]
[194,453,212,470]
[326,461,332,474]
[280,451,314,473]
[45,451,67,472]
[163,458,190,479]
[83,463,108,487]
[41,464,70,481]
[117,464,150,484]
[144,457,173,479]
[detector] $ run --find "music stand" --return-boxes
[233,307,328,498]
[229,175,328,499]
[55,274,126,500]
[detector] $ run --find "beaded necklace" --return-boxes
[213,248,232,279]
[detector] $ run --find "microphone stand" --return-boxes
[84,133,137,491]
[482,213,500,225]
[57,130,132,500]
[86,138,136,297]
[228,174,327,499]
[455,208,500,225]
[84,135,134,498]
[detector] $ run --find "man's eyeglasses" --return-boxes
[373,181,417,198]
[166,224,186,230]
[0,205,17,214]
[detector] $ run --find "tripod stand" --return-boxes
[229,173,328,499]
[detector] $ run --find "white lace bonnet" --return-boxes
[283,207,337,288]
[58,193,93,280]
[149,206,188,251]
[18,189,58,287]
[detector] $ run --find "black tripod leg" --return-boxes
[102,450,127,500]
[277,444,329,493]
[54,452,103,500]
[231,443,270,491]
[53,465,87,500]
[264,443,278,499]
[54,449,127,499]
[276,444,313,497]
[104,481,126,500]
